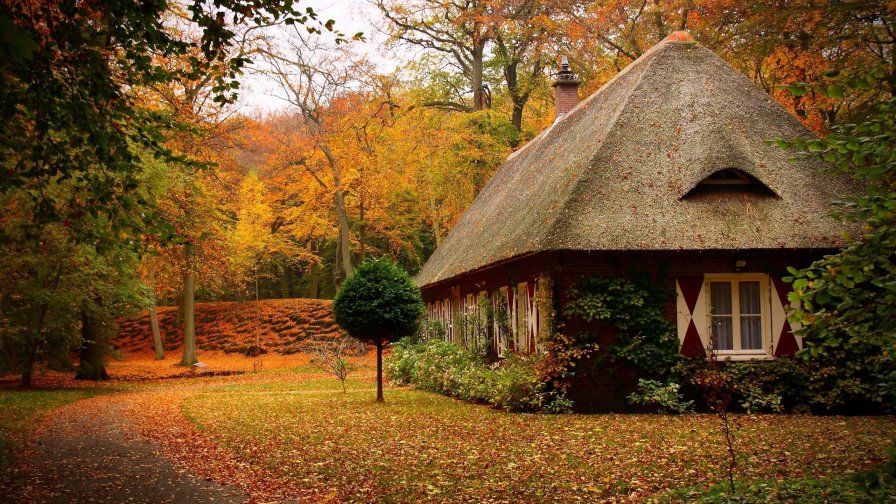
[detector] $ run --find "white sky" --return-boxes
[236,0,395,114]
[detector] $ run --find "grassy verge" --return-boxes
[181,377,896,502]
[0,388,108,482]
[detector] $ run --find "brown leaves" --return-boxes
[5,359,894,503]
[136,375,896,503]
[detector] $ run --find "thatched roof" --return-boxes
[416,35,859,288]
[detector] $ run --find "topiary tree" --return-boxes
[333,258,424,402]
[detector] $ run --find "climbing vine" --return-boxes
[563,276,680,378]
[534,275,600,385]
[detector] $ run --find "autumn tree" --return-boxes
[261,29,369,283]
[490,0,572,133]
[565,0,896,131]
[782,73,896,410]
[0,188,149,384]
[377,0,495,112]
[333,258,423,402]
[0,0,346,382]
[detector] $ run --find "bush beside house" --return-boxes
[393,274,893,415]
[387,339,571,413]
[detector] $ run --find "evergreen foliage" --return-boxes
[779,94,896,409]
[564,276,681,377]
[334,258,423,401]
[333,258,423,344]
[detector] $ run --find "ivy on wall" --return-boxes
[562,276,681,378]
[534,275,600,386]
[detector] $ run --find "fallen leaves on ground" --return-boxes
[123,372,896,503]
[4,355,894,504]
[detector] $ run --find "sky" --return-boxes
[237,0,394,113]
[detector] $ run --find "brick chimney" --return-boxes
[552,56,581,119]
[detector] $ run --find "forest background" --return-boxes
[1,0,893,383]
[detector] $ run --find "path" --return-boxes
[16,397,248,504]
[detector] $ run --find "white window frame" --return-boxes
[704,273,772,360]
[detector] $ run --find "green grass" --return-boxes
[658,477,868,503]
[182,377,896,502]
[0,388,109,480]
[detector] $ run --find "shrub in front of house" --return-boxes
[660,476,870,503]
[564,274,893,414]
[386,339,571,413]
[669,356,893,414]
[628,379,694,414]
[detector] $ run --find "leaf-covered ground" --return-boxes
[131,371,896,503]
[2,363,894,503]
[0,388,108,486]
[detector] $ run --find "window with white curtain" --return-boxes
[706,274,770,358]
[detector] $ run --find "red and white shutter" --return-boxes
[676,276,709,357]
[771,278,801,356]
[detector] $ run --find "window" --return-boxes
[706,274,770,357]
[682,168,777,200]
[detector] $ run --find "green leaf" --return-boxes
[826,84,845,99]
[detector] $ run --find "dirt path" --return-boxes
[14,397,248,504]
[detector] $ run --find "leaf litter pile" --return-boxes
[115,371,895,503]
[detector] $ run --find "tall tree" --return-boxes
[262,30,370,282]
[565,0,896,131]
[491,0,567,133]
[377,0,495,112]
[0,0,344,383]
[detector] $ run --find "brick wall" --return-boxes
[554,84,580,117]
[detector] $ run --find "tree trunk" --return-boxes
[429,194,442,248]
[148,265,164,360]
[334,188,353,278]
[502,54,525,134]
[359,194,366,263]
[320,144,353,279]
[253,264,261,371]
[150,307,164,360]
[333,238,343,290]
[511,100,525,135]
[279,264,290,298]
[180,244,198,366]
[22,267,59,386]
[376,340,384,402]
[75,310,110,381]
[472,41,487,111]
[175,289,184,329]
[21,338,38,388]
[309,261,319,298]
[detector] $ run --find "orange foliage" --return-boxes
[113,299,346,358]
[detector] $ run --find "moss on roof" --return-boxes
[416,38,860,288]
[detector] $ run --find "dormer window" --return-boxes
[682,168,777,200]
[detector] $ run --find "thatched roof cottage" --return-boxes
[415,32,857,409]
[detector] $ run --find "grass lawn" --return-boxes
[181,375,896,503]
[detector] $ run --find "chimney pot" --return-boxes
[664,30,694,43]
[552,56,581,119]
